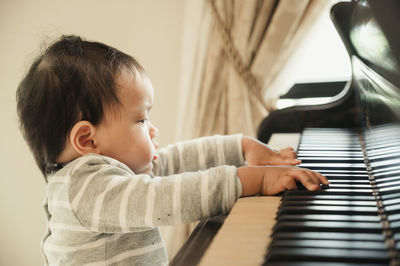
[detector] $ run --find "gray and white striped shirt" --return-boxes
[42,134,244,265]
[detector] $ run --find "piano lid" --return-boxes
[331,0,400,128]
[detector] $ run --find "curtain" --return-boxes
[165,0,330,261]
[177,0,330,140]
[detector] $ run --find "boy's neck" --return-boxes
[57,141,81,164]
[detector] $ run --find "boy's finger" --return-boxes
[283,176,298,191]
[291,170,319,191]
[286,159,301,165]
[301,169,321,187]
[275,158,301,165]
[283,152,297,159]
[280,147,295,152]
[315,171,330,185]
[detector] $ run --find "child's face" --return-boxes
[95,68,159,174]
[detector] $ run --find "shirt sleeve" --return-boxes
[152,134,245,176]
[68,154,243,233]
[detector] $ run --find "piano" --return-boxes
[171,0,400,265]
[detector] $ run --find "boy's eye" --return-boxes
[138,119,147,124]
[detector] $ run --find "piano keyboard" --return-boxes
[263,126,400,266]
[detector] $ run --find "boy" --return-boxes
[16,35,328,265]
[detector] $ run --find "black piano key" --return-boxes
[277,214,380,222]
[325,176,369,182]
[375,174,400,183]
[394,233,400,241]
[297,157,365,164]
[299,137,360,144]
[384,204,400,214]
[301,134,358,138]
[324,183,372,189]
[279,199,377,207]
[264,126,400,266]
[373,165,400,174]
[277,205,378,216]
[367,147,400,157]
[295,183,373,191]
[266,247,390,264]
[297,151,364,157]
[281,189,373,196]
[299,142,360,147]
[317,169,368,174]
[273,221,382,233]
[299,147,362,152]
[302,131,358,135]
[272,231,386,242]
[269,239,387,250]
[370,159,400,169]
[374,169,400,177]
[299,163,367,171]
[322,174,370,181]
[299,143,361,147]
[388,213,400,221]
[388,221,400,231]
[378,185,400,195]
[329,179,370,184]
[382,197,400,206]
[301,133,358,138]
[314,188,373,194]
[368,153,400,162]
[282,193,376,201]
[300,138,359,142]
[301,140,359,144]
[381,192,400,201]
[366,141,400,150]
[300,140,360,144]
[376,179,400,188]
[266,262,387,266]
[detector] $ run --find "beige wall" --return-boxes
[0,0,184,265]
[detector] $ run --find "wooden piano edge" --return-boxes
[198,196,281,266]
[170,196,281,266]
[169,215,227,266]
[170,133,299,266]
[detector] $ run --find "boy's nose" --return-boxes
[149,123,158,140]
[149,124,159,150]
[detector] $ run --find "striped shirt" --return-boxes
[42,134,244,265]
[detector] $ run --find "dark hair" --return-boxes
[16,35,144,180]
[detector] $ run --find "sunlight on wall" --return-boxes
[266,1,352,100]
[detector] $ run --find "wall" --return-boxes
[0,0,184,265]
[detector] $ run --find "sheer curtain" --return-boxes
[165,0,330,260]
[177,0,329,140]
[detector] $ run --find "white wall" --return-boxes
[0,0,184,265]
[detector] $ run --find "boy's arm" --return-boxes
[67,154,242,233]
[152,135,245,176]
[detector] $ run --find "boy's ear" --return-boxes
[69,121,100,156]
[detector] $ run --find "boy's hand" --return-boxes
[237,165,329,196]
[260,166,328,195]
[242,136,301,166]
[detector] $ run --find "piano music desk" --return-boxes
[199,133,301,266]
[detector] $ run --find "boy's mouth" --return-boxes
[152,139,159,160]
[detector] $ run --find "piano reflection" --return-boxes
[171,0,400,265]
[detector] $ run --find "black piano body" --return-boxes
[258,0,400,145]
[262,0,400,265]
[171,0,400,265]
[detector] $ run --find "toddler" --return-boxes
[16,35,328,265]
